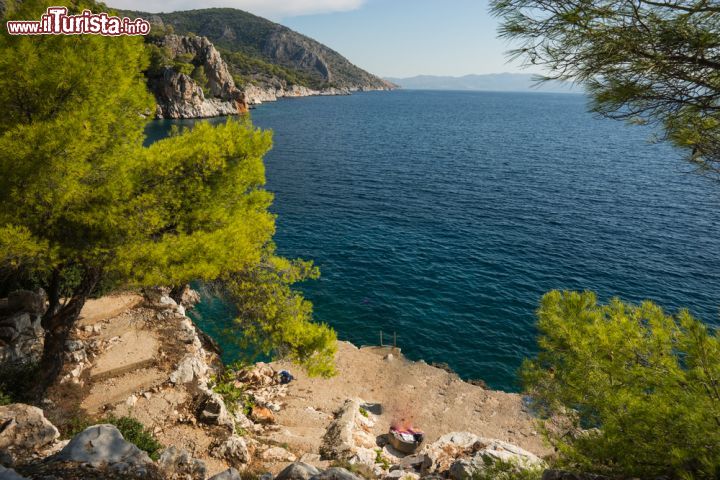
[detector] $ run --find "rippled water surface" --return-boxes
[146,90,720,391]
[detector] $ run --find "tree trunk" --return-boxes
[35,268,101,396]
[44,269,61,320]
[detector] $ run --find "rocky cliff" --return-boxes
[146,33,390,117]
[123,8,397,94]
[0,290,559,480]
[148,35,248,119]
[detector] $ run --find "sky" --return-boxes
[109,0,531,78]
[280,0,527,78]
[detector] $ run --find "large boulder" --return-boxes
[423,432,544,475]
[0,404,59,461]
[319,398,363,460]
[157,446,207,480]
[212,435,250,467]
[169,354,208,385]
[276,462,321,480]
[51,424,152,470]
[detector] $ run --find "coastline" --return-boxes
[0,288,551,480]
[244,84,396,107]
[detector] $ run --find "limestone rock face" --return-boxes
[52,424,152,469]
[242,84,351,106]
[423,432,545,476]
[150,35,247,119]
[0,404,60,459]
[157,446,207,480]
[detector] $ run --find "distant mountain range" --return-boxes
[385,73,580,93]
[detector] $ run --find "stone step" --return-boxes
[90,331,159,381]
[82,367,166,413]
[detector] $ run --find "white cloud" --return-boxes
[109,0,366,18]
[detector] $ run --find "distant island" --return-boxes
[385,73,580,93]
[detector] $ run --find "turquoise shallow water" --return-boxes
[146,90,720,392]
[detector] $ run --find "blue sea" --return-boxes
[146,90,720,392]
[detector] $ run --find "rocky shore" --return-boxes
[147,34,394,119]
[243,84,391,106]
[0,290,573,480]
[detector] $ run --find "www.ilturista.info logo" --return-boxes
[6,7,150,35]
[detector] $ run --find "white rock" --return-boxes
[423,432,545,474]
[261,446,297,462]
[213,435,250,466]
[0,404,59,454]
[157,446,207,479]
[169,354,207,384]
[52,424,152,468]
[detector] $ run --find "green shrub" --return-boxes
[523,291,720,479]
[374,448,390,470]
[63,415,92,439]
[209,362,254,416]
[173,61,194,76]
[191,65,210,96]
[470,459,543,480]
[145,44,173,77]
[106,416,164,460]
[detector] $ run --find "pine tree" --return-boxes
[523,291,720,478]
[0,0,335,390]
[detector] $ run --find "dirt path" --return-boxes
[50,294,549,477]
[51,294,232,477]
[269,342,549,459]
